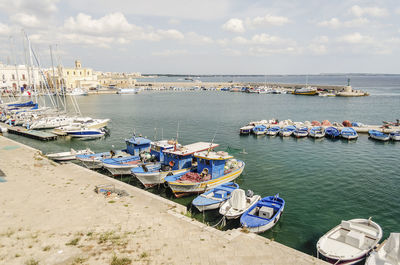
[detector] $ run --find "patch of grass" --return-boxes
[108,200,116,204]
[71,257,87,264]
[66,237,80,246]
[42,246,51,251]
[25,258,39,265]
[123,204,128,207]
[86,232,93,237]
[200,238,205,241]
[183,211,193,218]
[139,252,149,259]
[28,245,33,248]
[110,254,132,265]
[15,253,21,257]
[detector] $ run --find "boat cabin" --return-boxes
[163,142,219,170]
[150,140,176,163]
[125,136,151,156]
[194,151,233,179]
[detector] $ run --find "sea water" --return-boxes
[6,75,400,255]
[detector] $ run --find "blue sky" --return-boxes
[0,0,399,74]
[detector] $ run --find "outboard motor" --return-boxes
[246,189,254,197]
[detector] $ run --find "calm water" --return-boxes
[5,75,400,256]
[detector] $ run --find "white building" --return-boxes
[0,62,41,91]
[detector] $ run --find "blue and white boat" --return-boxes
[66,127,105,139]
[280,125,296,137]
[309,126,325,138]
[103,136,151,175]
[132,142,219,188]
[369,130,389,141]
[240,194,285,233]
[76,149,130,169]
[165,150,245,198]
[341,127,358,140]
[325,127,341,139]
[266,126,281,136]
[293,127,309,138]
[239,125,254,135]
[389,131,400,141]
[252,124,267,135]
[192,182,239,212]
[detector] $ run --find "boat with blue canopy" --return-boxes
[309,126,325,138]
[390,131,400,141]
[132,142,219,188]
[103,136,151,175]
[165,150,245,198]
[266,126,280,136]
[325,127,341,139]
[293,127,309,138]
[341,127,358,140]
[192,182,239,212]
[369,130,389,141]
[240,194,285,233]
[280,125,296,137]
[252,124,267,135]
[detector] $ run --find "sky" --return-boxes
[0,0,399,74]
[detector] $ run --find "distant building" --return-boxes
[62,60,98,90]
[97,72,138,89]
[0,62,41,91]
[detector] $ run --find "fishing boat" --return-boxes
[165,150,245,198]
[103,136,151,175]
[132,142,218,188]
[66,88,88,96]
[316,218,383,265]
[239,125,254,135]
[365,233,400,265]
[46,148,94,161]
[76,149,130,169]
[309,126,325,138]
[280,125,296,137]
[293,127,309,138]
[325,127,341,139]
[191,182,239,212]
[293,86,318,95]
[389,131,400,141]
[219,189,261,220]
[240,194,285,233]
[341,127,358,140]
[266,126,281,136]
[252,124,267,135]
[369,130,390,141]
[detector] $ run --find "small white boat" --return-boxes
[369,130,390,142]
[266,126,280,136]
[341,127,358,140]
[46,148,94,161]
[239,125,254,135]
[389,131,400,141]
[317,218,383,265]
[66,127,106,139]
[309,126,325,138]
[293,127,309,138]
[67,88,88,96]
[365,233,400,265]
[219,189,261,220]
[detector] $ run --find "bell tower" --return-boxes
[75,60,82,69]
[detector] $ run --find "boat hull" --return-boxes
[167,163,245,198]
[369,135,389,141]
[390,134,400,141]
[194,202,224,212]
[246,209,284,233]
[266,130,279,136]
[134,168,189,188]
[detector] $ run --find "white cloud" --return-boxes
[233,33,288,45]
[350,5,388,17]
[64,13,136,34]
[0,0,59,16]
[10,13,42,28]
[222,18,245,33]
[309,44,327,55]
[246,14,290,27]
[222,48,242,56]
[156,29,184,40]
[0,23,11,36]
[338,32,374,44]
[216,38,229,47]
[249,46,302,56]
[186,32,213,44]
[318,17,368,29]
[152,49,188,57]
[168,18,180,25]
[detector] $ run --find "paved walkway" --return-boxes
[0,136,327,265]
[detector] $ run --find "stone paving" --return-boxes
[0,136,327,264]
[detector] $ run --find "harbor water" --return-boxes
[5,75,400,256]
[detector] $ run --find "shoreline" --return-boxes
[0,135,327,264]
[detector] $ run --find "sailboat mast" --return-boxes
[9,37,21,96]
